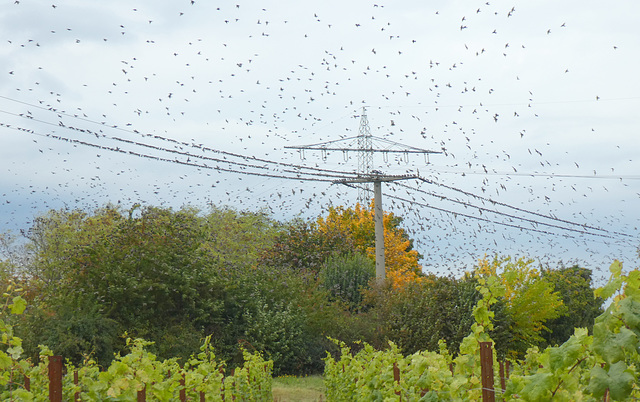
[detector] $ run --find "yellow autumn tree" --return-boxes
[316,201,423,288]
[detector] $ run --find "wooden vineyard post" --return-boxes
[479,342,495,402]
[48,355,63,402]
[499,361,506,392]
[74,370,80,401]
[137,384,146,402]
[179,373,186,402]
[24,375,30,392]
[393,361,401,399]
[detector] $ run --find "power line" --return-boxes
[437,169,640,181]
[393,182,631,242]
[342,182,577,240]
[1,95,636,244]
[0,107,363,180]
[286,106,442,203]
[0,122,338,183]
[4,94,636,184]
[3,119,636,245]
[416,177,634,239]
[0,98,362,178]
[348,182,632,246]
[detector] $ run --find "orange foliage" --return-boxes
[316,201,423,288]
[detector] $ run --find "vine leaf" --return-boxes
[595,261,623,300]
[618,297,640,334]
[519,372,553,402]
[588,361,634,400]
[9,295,26,315]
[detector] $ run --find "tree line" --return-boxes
[0,203,603,375]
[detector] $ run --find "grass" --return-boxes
[272,374,325,401]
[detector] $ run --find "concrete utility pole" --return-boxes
[334,173,418,282]
[374,181,383,280]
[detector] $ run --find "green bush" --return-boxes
[241,300,308,376]
[18,298,119,366]
[319,252,375,311]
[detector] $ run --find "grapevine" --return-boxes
[0,284,273,401]
[324,261,640,401]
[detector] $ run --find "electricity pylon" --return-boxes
[356,107,374,203]
[285,107,442,281]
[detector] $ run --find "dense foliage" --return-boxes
[258,219,354,274]
[19,206,226,365]
[0,202,603,378]
[319,252,375,310]
[475,256,565,358]
[541,265,604,347]
[364,274,515,358]
[325,261,640,401]
[316,202,424,287]
[0,286,273,401]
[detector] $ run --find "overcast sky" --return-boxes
[1,0,639,282]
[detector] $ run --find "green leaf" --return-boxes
[9,296,26,315]
[7,345,23,360]
[593,324,622,364]
[608,361,635,400]
[596,261,623,300]
[610,260,623,276]
[587,365,608,399]
[587,361,635,400]
[548,347,565,371]
[594,324,637,364]
[618,297,640,334]
[520,372,553,402]
[11,388,34,401]
[0,351,11,369]
[625,270,640,299]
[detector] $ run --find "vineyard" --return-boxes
[324,261,640,401]
[0,292,272,402]
[1,261,638,401]
[0,340,271,401]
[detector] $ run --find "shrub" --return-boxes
[319,252,375,311]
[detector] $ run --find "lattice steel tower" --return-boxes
[285,106,442,206]
[357,107,374,204]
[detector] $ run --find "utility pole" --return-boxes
[286,108,442,283]
[334,173,418,282]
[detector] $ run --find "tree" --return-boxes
[316,202,423,287]
[259,203,423,288]
[541,265,604,347]
[258,219,354,275]
[13,204,360,374]
[212,259,357,375]
[18,205,224,364]
[475,255,564,358]
[199,206,279,268]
